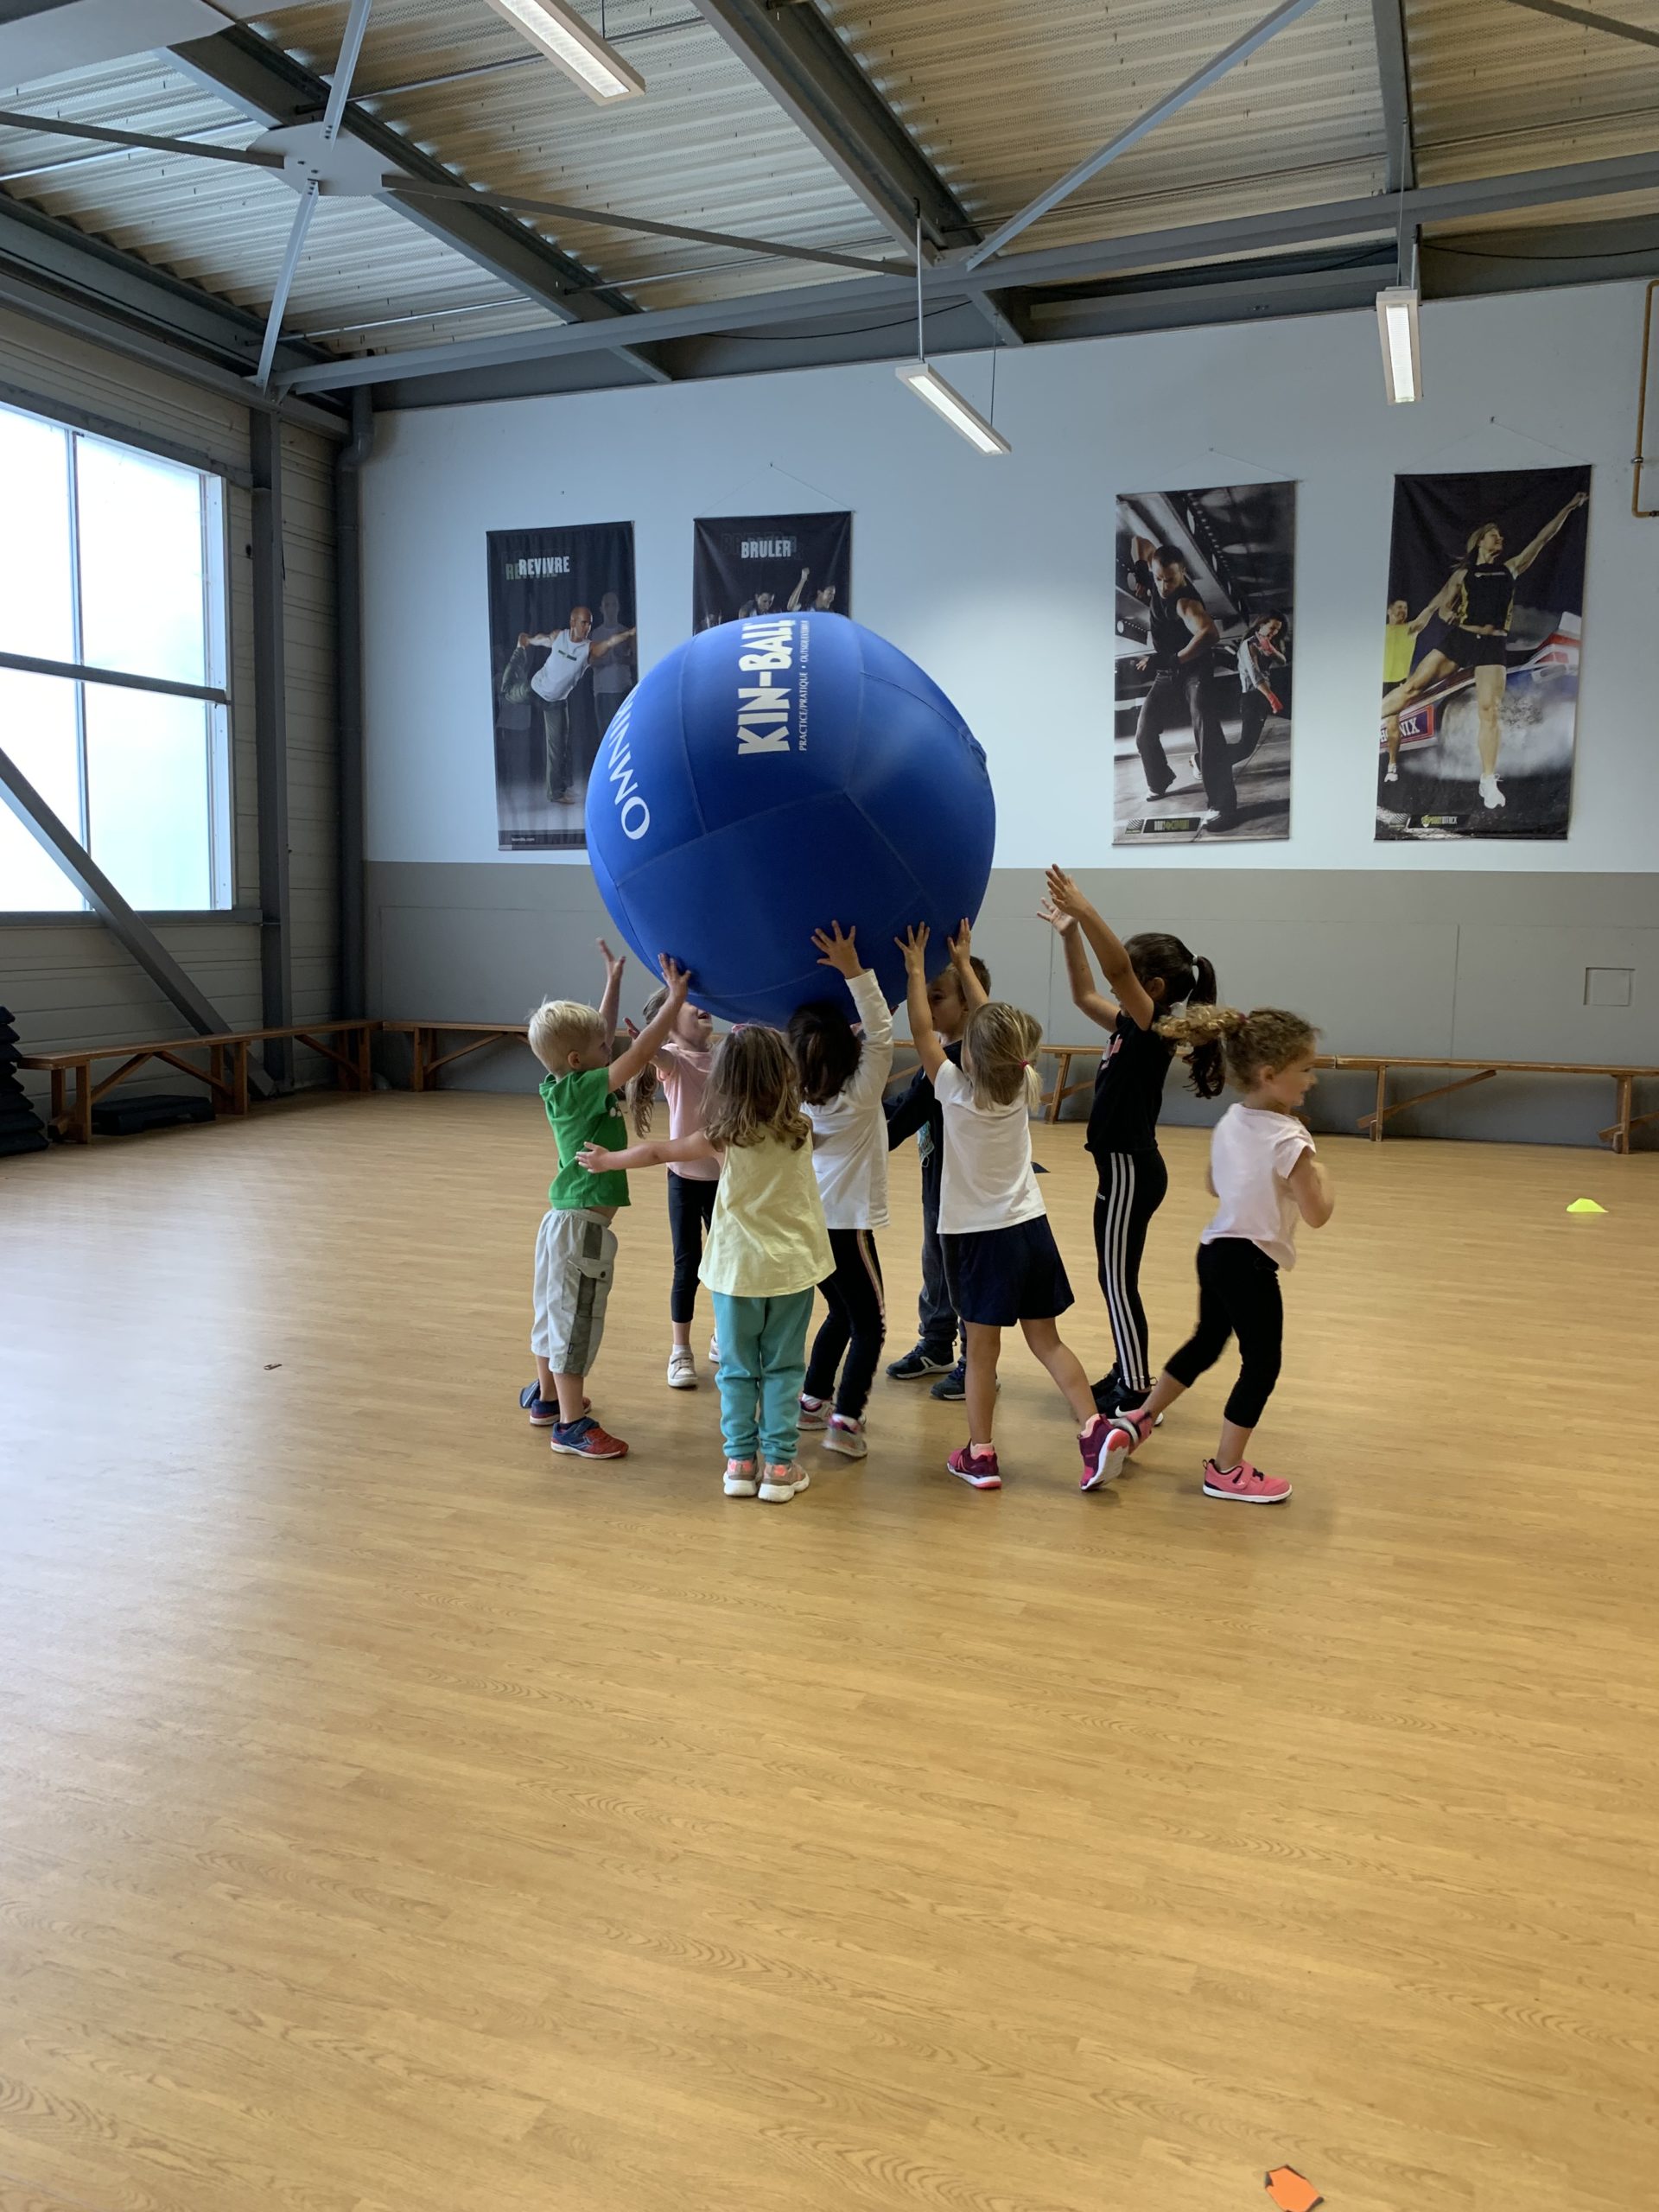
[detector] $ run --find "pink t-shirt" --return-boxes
[656,1039,718,1181]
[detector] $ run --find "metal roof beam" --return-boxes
[688,0,976,254]
[1371,0,1414,191]
[1485,0,1659,52]
[278,144,1659,394]
[167,21,672,385]
[966,0,1327,269]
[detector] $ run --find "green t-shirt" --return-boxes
[541,1065,630,1211]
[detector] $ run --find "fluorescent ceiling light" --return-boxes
[1376,283,1421,404]
[479,0,646,103]
[894,359,1010,455]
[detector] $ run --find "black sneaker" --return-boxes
[887,1344,955,1382]
[1091,1368,1122,1417]
[930,1360,966,1401]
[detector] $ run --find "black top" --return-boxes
[1456,559,1516,633]
[1147,581,1210,670]
[1086,1011,1175,1156]
[885,1039,964,1190]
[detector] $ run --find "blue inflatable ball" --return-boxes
[586,613,995,1027]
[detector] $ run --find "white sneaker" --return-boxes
[758,1461,810,1503]
[1479,772,1505,810]
[797,1394,830,1431]
[723,1458,757,1497]
[1384,762,1398,784]
[709,1334,721,1367]
[823,1414,868,1459]
[667,1348,697,1390]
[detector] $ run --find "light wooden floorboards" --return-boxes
[2,1094,1655,2212]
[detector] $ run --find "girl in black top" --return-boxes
[1041,866,1221,1416]
[1379,490,1586,813]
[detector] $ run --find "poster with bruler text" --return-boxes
[693,511,851,631]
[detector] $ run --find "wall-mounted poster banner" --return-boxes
[488,522,638,853]
[1112,483,1296,845]
[1377,466,1589,841]
[693,511,852,630]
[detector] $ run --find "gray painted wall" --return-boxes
[367,861,1659,1148]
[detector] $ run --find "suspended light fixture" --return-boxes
[479,0,646,104]
[894,215,1009,454]
[1377,123,1421,404]
[1376,281,1421,404]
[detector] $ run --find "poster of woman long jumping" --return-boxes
[1377,466,1590,841]
[1112,482,1296,845]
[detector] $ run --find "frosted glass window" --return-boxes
[0,670,82,912]
[0,410,74,663]
[86,687,213,912]
[76,440,210,686]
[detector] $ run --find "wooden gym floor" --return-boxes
[2,1092,1655,2212]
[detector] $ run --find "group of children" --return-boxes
[520,868,1334,1504]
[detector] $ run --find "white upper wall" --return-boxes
[363,278,1656,874]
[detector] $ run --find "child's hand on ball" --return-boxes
[658,954,692,1005]
[947,918,974,969]
[896,924,930,972]
[811,921,863,978]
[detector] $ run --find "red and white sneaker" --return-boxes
[723,1458,758,1497]
[946,1444,1001,1491]
[1084,1408,1152,1491]
[797,1394,830,1431]
[548,1414,628,1459]
[1202,1459,1291,1503]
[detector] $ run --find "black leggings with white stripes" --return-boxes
[1091,1148,1170,1395]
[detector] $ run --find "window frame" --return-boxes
[0,397,236,917]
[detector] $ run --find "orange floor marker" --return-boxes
[1265,2167,1323,2212]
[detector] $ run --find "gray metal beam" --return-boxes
[168,22,672,385]
[967,0,1327,269]
[0,740,270,1077]
[0,260,346,435]
[250,413,294,1086]
[1371,0,1414,191]
[279,143,1659,394]
[1485,0,1659,51]
[334,388,372,1018]
[689,0,976,253]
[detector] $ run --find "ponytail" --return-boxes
[1126,932,1224,1098]
[627,985,667,1137]
[1157,1003,1318,1092]
[1182,951,1224,1097]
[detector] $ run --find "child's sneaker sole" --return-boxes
[723,1466,758,1497]
[758,1465,810,1503]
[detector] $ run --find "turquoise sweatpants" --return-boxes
[710,1288,815,1465]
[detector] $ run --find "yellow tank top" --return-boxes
[700,1131,833,1299]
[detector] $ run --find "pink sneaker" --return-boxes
[759,1460,810,1503]
[1084,1408,1152,1491]
[946,1444,1001,1491]
[723,1459,757,1497]
[1202,1459,1291,1503]
[797,1394,830,1431]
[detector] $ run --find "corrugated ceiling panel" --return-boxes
[820,0,1388,254]
[1408,0,1659,181]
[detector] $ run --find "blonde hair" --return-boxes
[702,1026,810,1151]
[1156,1004,1318,1090]
[528,997,604,1072]
[961,1001,1043,1112]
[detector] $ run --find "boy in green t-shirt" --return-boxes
[523,943,690,1459]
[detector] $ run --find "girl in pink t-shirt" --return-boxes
[1096,1006,1335,1504]
[632,986,719,1389]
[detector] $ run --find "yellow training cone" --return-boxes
[1567,1198,1607,1214]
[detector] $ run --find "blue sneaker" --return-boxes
[929,1360,966,1401]
[887,1344,955,1382]
[521,1381,588,1427]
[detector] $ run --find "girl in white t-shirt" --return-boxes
[1098,1006,1334,1503]
[789,923,895,1462]
[899,924,1116,1493]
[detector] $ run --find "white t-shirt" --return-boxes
[932,1060,1046,1236]
[1200,1103,1313,1269]
[805,968,894,1230]
[529,631,590,703]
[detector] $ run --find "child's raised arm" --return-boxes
[1043,865,1155,1032]
[946,918,988,1014]
[896,925,947,1080]
[607,957,690,1090]
[596,938,626,1046]
[1039,896,1117,1033]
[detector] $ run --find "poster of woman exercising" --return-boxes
[1377,466,1590,842]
